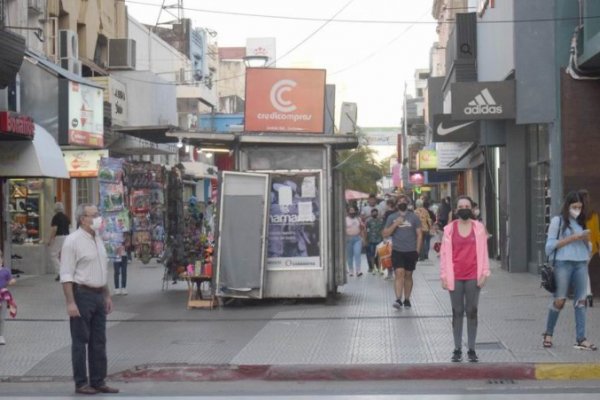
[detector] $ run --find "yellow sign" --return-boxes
[417,150,438,170]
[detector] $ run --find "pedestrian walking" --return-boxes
[59,204,120,395]
[578,189,600,307]
[113,247,128,296]
[542,191,597,351]
[48,202,70,281]
[360,193,385,222]
[366,208,384,274]
[382,195,422,308]
[439,196,490,363]
[437,196,452,228]
[0,249,17,345]
[382,198,397,280]
[345,205,365,277]
[414,199,432,261]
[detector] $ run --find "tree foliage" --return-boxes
[336,145,386,194]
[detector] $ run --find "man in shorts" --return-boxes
[382,195,422,309]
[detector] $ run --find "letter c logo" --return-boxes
[270,79,297,113]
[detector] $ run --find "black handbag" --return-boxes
[541,221,561,293]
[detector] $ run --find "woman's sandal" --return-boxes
[574,339,598,351]
[542,333,553,348]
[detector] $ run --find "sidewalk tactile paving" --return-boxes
[2,255,600,379]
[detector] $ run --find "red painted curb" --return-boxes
[111,364,269,382]
[110,363,536,382]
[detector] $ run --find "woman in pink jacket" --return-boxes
[440,196,490,363]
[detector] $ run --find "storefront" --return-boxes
[0,120,69,274]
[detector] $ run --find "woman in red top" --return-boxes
[440,196,490,363]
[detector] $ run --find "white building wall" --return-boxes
[128,16,191,82]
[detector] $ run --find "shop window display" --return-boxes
[9,180,43,244]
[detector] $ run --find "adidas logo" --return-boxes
[464,88,503,115]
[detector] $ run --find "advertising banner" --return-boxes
[417,149,438,170]
[63,149,109,178]
[245,68,326,133]
[451,81,515,120]
[435,142,473,170]
[267,171,321,270]
[61,81,104,146]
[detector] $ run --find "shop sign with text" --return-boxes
[245,68,325,133]
[451,81,515,120]
[0,111,34,139]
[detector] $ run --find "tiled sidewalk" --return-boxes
[1,256,599,379]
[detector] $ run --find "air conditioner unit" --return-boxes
[108,39,136,70]
[28,0,43,14]
[59,30,78,60]
[60,58,82,76]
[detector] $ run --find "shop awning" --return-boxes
[0,124,69,178]
[113,125,179,144]
[166,131,359,150]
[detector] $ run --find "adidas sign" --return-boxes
[463,88,503,115]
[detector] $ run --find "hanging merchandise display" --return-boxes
[164,165,186,280]
[126,162,166,264]
[98,158,130,259]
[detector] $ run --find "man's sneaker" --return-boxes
[467,349,479,362]
[114,288,122,295]
[403,299,412,308]
[451,349,462,362]
[121,288,128,295]
[392,299,403,309]
[0,336,6,345]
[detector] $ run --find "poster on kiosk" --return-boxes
[267,171,322,270]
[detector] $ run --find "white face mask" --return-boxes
[569,208,581,219]
[91,216,103,231]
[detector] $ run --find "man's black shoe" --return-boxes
[403,299,412,308]
[467,349,479,362]
[75,385,98,395]
[93,385,120,393]
[451,349,462,362]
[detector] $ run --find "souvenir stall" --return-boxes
[98,158,130,259]
[125,162,166,264]
[163,164,215,308]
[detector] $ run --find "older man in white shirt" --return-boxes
[60,204,119,395]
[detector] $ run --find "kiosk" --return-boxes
[168,132,358,299]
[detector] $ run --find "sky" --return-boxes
[124,0,438,128]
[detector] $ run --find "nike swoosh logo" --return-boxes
[437,121,475,136]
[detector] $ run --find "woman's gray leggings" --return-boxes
[449,280,481,350]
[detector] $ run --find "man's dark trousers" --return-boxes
[70,288,107,389]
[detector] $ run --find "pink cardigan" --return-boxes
[439,220,490,290]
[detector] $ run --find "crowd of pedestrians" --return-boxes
[345,188,599,361]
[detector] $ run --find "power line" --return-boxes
[330,10,430,76]
[268,0,355,66]
[122,0,600,25]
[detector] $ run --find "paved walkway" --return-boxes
[1,255,600,381]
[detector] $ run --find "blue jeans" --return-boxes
[366,242,378,270]
[346,235,362,274]
[420,233,431,260]
[113,256,128,289]
[70,288,107,389]
[545,260,589,342]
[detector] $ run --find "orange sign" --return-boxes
[245,68,326,133]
